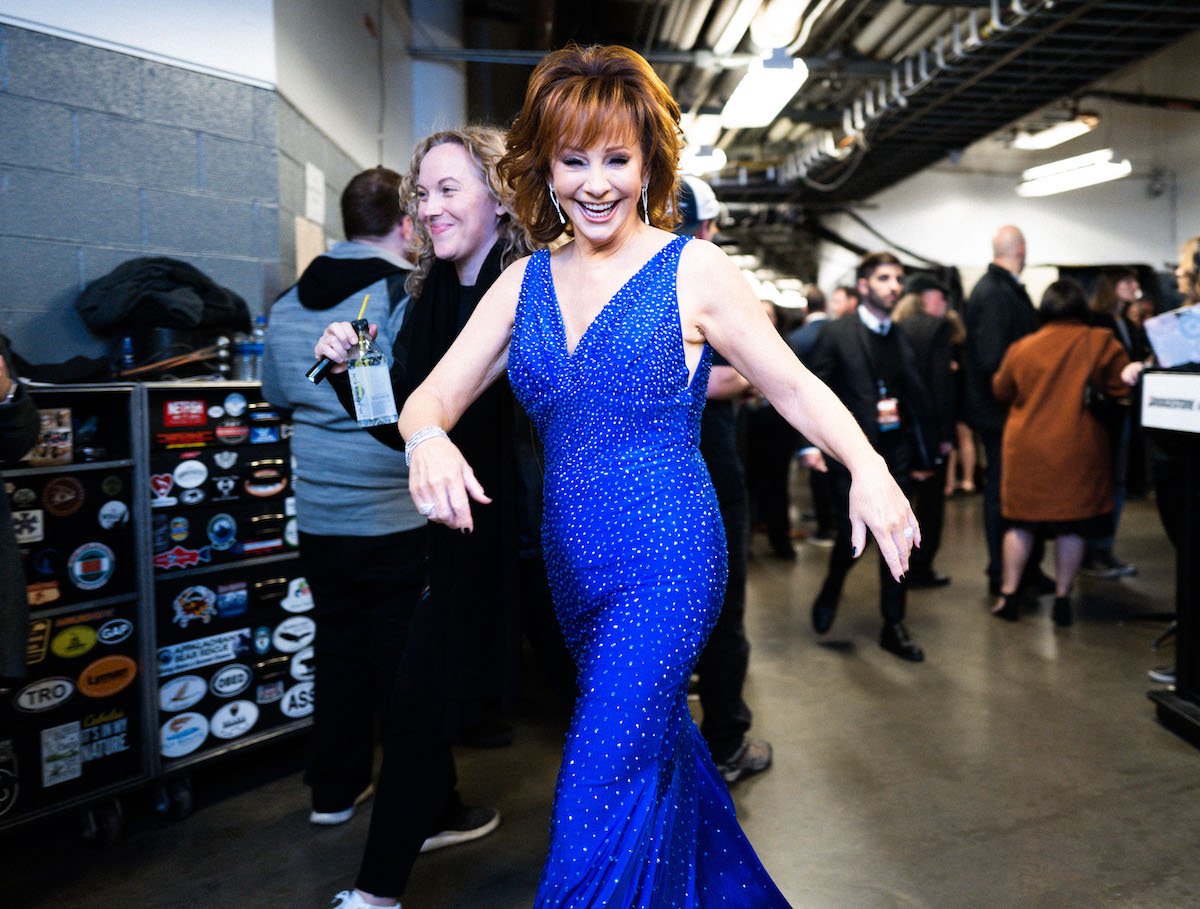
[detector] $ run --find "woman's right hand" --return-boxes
[313,321,377,375]
[408,435,492,532]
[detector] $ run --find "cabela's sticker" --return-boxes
[211,700,259,740]
[67,543,115,591]
[43,477,85,518]
[78,654,137,698]
[160,712,209,759]
[272,616,315,654]
[50,625,97,660]
[172,586,217,627]
[159,675,206,713]
[98,500,129,529]
[210,663,252,698]
[280,577,313,614]
[81,709,129,763]
[158,628,250,677]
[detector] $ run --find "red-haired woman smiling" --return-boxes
[394,45,918,906]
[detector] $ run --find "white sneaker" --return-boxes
[330,890,399,909]
[310,783,375,826]
[419,805,501,853]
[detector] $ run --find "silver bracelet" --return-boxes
[404,426,448,467]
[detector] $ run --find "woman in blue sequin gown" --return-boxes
[398,46,921,907]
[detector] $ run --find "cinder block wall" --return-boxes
[0,25,298,365]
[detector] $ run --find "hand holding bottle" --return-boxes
[313,320,377,375]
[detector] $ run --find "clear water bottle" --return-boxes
[347,318,398,427]
[231,315,267,381]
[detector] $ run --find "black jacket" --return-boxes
[807,311,935,472]
[897,312,955,447]
[963,263,1038,433]
[1,334,39,681]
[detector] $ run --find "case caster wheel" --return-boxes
[81,797,124,846]
[160,776,193,821]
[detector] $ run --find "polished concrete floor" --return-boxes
[8,491,1200,908]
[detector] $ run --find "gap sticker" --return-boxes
[97,618,133,646]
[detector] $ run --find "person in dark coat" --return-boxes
[0,333,39,683]
[807,252,936,662]
[963,225,1043,596]
[894,276,956,587]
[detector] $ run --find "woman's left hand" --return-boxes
[1120,361,1144,386]
[847,453,921,581]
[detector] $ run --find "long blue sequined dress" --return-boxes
[508,235,791,907]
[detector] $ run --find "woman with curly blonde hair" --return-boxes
[317,126,542,909]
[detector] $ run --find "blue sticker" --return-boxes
[207,513,237,551]
[253,626,272,655]
[218,582,248,618]
[249,426,281,444]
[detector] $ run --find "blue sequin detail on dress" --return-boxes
[509,235,791,907]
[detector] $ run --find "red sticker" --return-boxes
[163,400,207,428]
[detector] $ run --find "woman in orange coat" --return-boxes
[991,279,1142,626]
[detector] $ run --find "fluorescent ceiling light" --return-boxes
[1011,113,1099,150]
[750,0,811,51]
[1016,147,1132,197]
[721,49,809,129]
[680,144,728,175]
[681,112,724,148]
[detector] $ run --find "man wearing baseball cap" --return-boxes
[675,175,773,784]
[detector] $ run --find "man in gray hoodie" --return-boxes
[261,167,423,826]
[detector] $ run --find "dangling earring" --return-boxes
[641,184,650,225]
[548,184,566,225]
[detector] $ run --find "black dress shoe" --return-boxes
[880,622,924,662]
[811,593,839,635]
[907,572,951,589]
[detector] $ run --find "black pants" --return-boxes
[909,461,947,579]
[298,527,428,813]
[357,584,465,896]
[818,461,908,625]
[809,466,835,538]
[745,405,798,554]
[696,489,752,764]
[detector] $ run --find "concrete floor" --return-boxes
[8,492,1200,908]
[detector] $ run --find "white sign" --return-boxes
[158,629,249,677]
[1142,371,1200,434]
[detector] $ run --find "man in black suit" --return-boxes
[962,226,1041,595]
[897,275,956,588]
[807,252,934,662]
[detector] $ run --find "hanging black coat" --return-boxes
[1,334,40,682]
[330,243,523,738]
